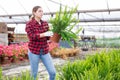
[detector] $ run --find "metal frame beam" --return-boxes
[0,8,120,24]
[4,19,120,24]
[0,8,120,17]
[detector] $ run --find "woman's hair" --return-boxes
[30,6,41,20]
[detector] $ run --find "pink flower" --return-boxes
[0,45,4,55]
[48,41,59,51]
[1,43,28,58]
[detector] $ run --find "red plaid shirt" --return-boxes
[25,19,50,55]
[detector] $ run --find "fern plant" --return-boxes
[50,5,82,46]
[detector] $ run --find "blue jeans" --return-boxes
[28,49,56,80]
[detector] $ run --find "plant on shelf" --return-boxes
[49,5,82,46]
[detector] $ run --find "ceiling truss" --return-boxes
[0,8,120,24]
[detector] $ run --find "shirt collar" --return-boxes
[32,18,43,24]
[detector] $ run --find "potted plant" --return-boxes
[50,5,82,44]
[48,6,82,52]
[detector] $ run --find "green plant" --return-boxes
[95,37,120,48]
[20,70,35,80]
[57,49,120,80]
[0,69,36,80]
[50,5,82,46]
[0,67,2,80]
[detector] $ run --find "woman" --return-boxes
[25,6,56,80]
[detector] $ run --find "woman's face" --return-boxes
[34,7,43,19]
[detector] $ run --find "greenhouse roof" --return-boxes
[0,0,120,24]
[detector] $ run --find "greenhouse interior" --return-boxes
[0,0,120,80]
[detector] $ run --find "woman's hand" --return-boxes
[40,31,53,37]
[44,31,53,36]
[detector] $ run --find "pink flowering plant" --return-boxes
[0,45,5,60]
[0,45,3,56]
[48,41,59,51]
[0,43,28,64]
